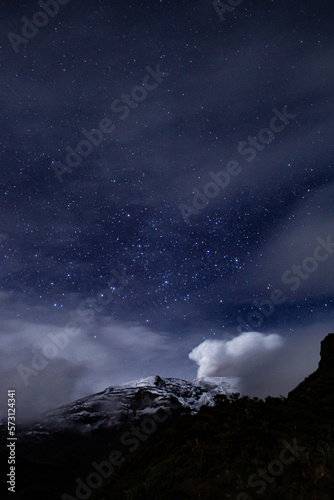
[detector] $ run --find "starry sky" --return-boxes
[0,0,333,420]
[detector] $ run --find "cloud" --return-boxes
[189,331,284,377]
[0,307,175,422]
[189,331,286,396]
[189,326,333,398]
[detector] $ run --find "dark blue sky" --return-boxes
[0,0,333,419]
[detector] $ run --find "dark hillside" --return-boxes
[94,334,334,500]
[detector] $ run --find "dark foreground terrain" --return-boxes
[1,334,334,500]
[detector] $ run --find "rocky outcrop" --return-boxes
[288,333,334,400]
[319,333,334,373]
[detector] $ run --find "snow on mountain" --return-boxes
[3,375,239,441]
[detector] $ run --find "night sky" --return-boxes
[0,0,333,420]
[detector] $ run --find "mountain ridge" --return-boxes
[1,334,333,499]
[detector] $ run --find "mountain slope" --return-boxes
[92,334,334,500]
[0,375,238,499]
[1,336,334,499]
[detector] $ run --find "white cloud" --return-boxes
[189,326,333,398]
[189,331,284,378]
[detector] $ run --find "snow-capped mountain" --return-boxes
[0,375,239,499]
[1,336,333,500]
[18,375,239,438]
